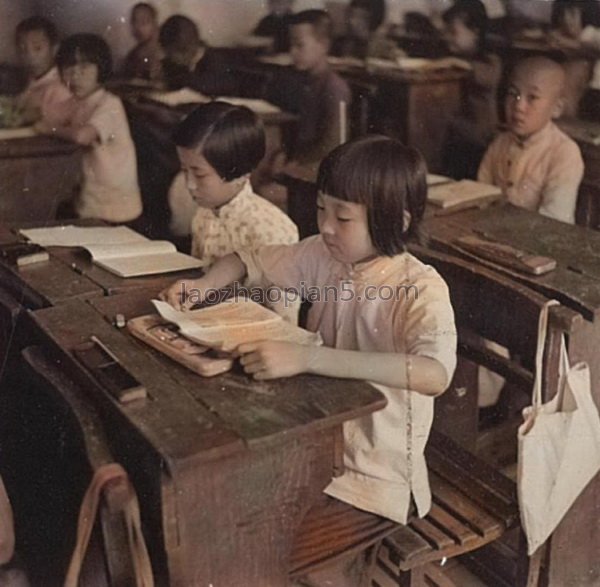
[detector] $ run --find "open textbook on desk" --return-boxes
[20,225,203,277]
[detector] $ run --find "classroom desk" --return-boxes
[257,55,468,173]
[0,134,81,223]
[418,202,600,587]
[20,289,385,586]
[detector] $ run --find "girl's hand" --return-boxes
[236,341,314,380]
[158,278,207,310]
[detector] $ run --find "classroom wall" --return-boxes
[0,0,36,62]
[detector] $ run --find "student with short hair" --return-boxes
[15,16,71,125]
[253,0,296,54]
[162,137,457,585]
[478,56,584,224]
[441,0,502,179]
[121,2,163,81]
[283,9,352,172]
[165,102,299,318]
[158,15,237,96]
[36,33,142,223]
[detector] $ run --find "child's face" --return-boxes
[17,30,55,79]
[317,192,377,264]
[348,7,371,40]
[177,147,242,209]
[505,66,563,139]
[61,60,100,99]
[131,8,158,43]
[444,17,478,55]
[290,25,329,72]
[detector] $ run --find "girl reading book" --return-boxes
[160,135,457,585]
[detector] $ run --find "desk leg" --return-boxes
[161,429,338,587]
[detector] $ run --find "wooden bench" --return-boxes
[289,247,579,586]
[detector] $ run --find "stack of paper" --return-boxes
[427,180,502,209]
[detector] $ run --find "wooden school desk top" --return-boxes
[28,289,386,586]
[420,202,600,322]
[0,133,79,158]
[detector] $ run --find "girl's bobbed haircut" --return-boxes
[173,101,266,182]
[56,34,113,83]
[159,15,202,51]
[317,135,427,256]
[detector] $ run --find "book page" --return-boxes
[95,251,203,278]
[153,298,322,352]
[214,97,281,114]
[147,88,210,107]
[427,173,452,186]
[427,180,502,209]
[0,127,36,140]
[20,225,148,247]
[85,240,175,261]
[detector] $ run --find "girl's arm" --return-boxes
[159,253,246,310]
[35,119,99,146]
[237,341,450,397]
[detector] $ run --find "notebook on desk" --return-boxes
[20,225,203,278]
[427,180,503,210]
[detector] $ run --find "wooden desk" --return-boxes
[0,135,81,223]
[419,202,600,586]
[21,290,385,586]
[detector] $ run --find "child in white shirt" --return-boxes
[37,34,142,223]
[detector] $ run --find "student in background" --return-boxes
[121,2,163,81]
[15,16,71,126]
[478,56,584,224]
[162,135,456,586]
[165,102,298,318]
[332,0,399,61]
[441,0,502,179]
[550,0,600,108]
[253,0,295,54]
[158,15,237,96]
[36,34,142,224]
[281,10,351,173]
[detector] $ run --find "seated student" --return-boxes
[280,10,351,173]
[550,0,600,110]
[253,0,295,54]
[15,16,71,125]
[158,15,237,96]
[165,102,299,318]
[161,136,457,585]
[121,2,163,81]
[332,0,399,61]
[36,34,142,224]
[478,56,584,225]
[441,0,502,179]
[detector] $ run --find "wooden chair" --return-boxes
[289,246,580,587]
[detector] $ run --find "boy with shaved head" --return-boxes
[478,57,584,224]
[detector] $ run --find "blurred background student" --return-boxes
[441,0,501,179]
[120,2,162,81]
[253,0,296,54]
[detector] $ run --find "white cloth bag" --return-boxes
[518,300,600,555]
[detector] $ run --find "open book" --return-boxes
[153,298,322,352]
[427,180,503,210]
[20,225,203,277]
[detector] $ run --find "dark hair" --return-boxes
[551,0,600,29]
[173,102,266,181]
[443,0,488,52]
[15,16,59,46]
[289,10,333,41]
[349,0,386,32]
[131,2,158,21]
[317,135,427,256]
[159,15,201,51]
[56,34,113,83]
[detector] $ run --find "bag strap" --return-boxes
[532,300,560,409]
[64,463,154,587]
